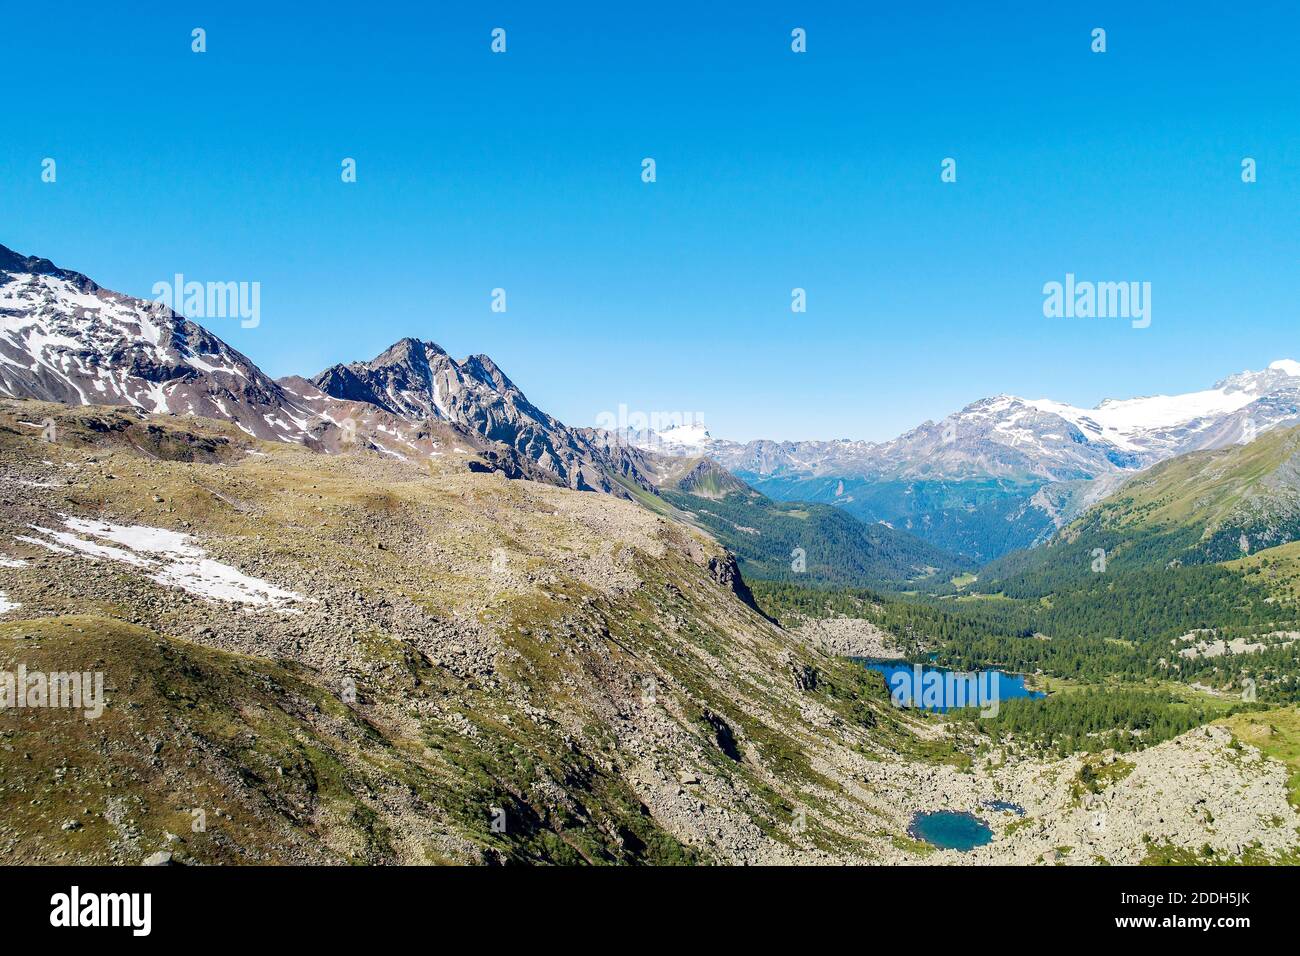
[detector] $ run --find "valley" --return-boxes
[639,361,1300,562]
[2,401,1297,865]
[1,242,1298,866]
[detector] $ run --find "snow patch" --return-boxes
[656,422,711,447]
[20,517,305,609]
[5,477,59,489]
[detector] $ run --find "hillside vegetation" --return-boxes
[0,400,930,864]
[659,459,963,590]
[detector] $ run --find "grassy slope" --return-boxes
[0,401,923,865]
[1,615,382,864]
[985,424,1300,591]
[1225,540,1300,604]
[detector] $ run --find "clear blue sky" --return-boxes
[2,1,1296,441]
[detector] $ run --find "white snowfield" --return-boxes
[0,555,27,615]
[1,273,173,408]
[1024,387,1266,452]
[627,421,714,454]
[993,359,1300,454]
[653,422,712,448]
[16,516,305,610]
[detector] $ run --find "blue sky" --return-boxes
[2,1,1297,441]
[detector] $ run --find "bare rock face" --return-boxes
[792,615,902,659]
[311,337,660,496]
[705,552,759,612]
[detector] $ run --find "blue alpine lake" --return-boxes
[908,811,994,851]
[856,659,1045,712]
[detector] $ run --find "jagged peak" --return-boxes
[0,243,99,291]
[461,352,509,384]
[367,337,447,368]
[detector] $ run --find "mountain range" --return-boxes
[0,242,946,590]
[636,362,1300,561]
[12,239,1300,584]
[0,244,664,495]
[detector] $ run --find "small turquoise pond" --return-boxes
[908,811,993,851]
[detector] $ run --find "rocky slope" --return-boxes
[2,399,1297,865]
[0,245,311,444]
[0,400,899,863]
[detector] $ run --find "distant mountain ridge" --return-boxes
[642,363,1300,480]
[636,363,1300,560]
[656,456,963,590]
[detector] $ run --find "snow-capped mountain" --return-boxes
[625,421,715,455]
[0,242,656,493]
[687,362,1300,484]
[655,362,1300,561]
[649,421,712,449]
[0,244,320,443]
[0,244,506,467]
[1020,361,1300,460]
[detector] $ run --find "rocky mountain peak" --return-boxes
[0,242,101,295]
[369,336,446,369]
[310,334,655,495]
[0,242,675,499]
